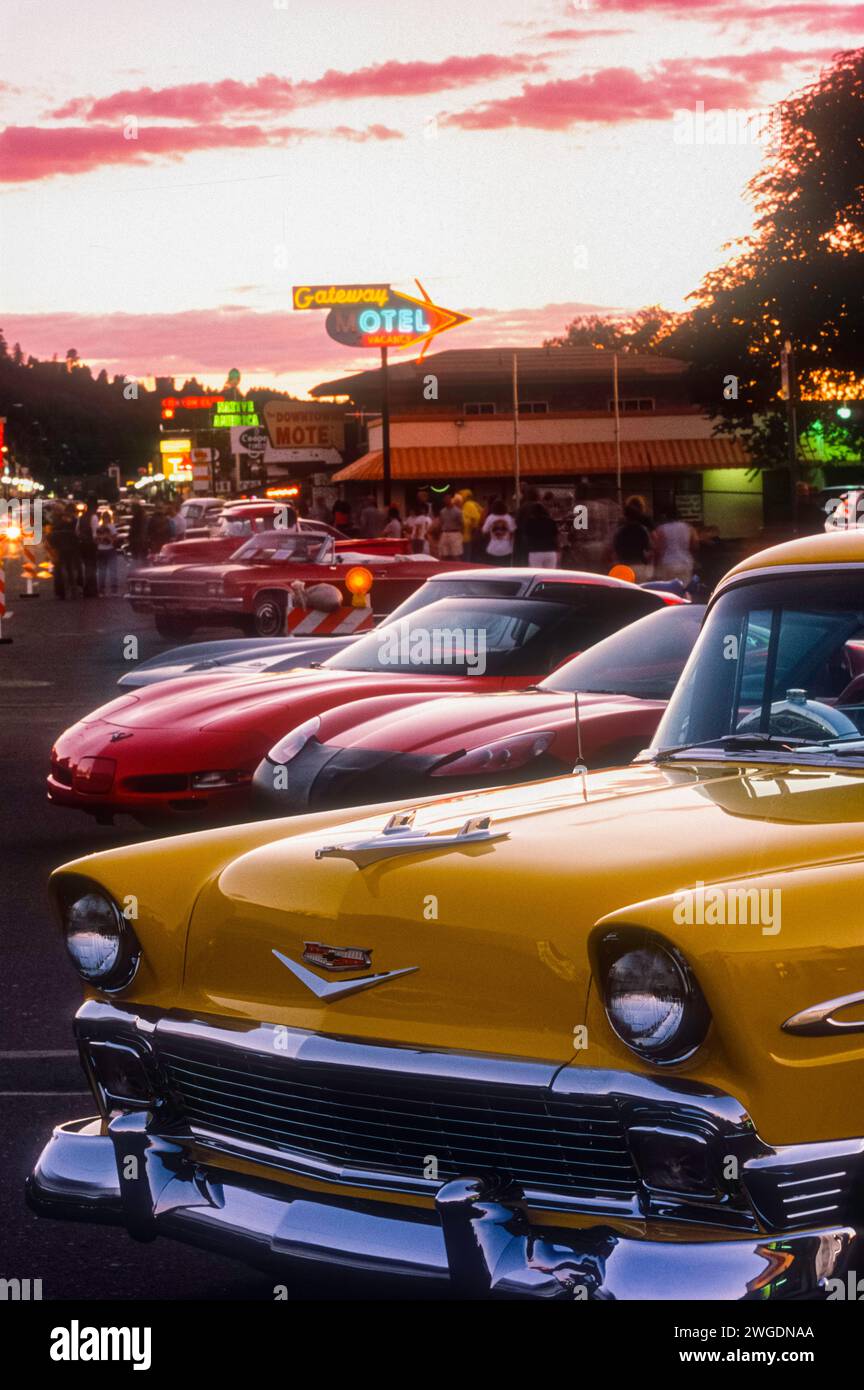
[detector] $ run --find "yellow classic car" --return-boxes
[27,530,864,1299]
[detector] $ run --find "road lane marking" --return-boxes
[0,1091,92,1096]
[0,1050,78,1057]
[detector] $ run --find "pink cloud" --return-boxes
[441,49,841,131]
[0,121,401,183]
[590,0,864,30]
[50,55,547,123]
[0,302,621,386]
[542,28,633,40]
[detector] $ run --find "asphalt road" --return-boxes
[0,553,411,1300]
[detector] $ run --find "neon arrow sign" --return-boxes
[294,280,470,359]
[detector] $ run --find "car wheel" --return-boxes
[251,592,285,637]
[155,613,197,640]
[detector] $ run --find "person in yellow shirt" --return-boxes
[456,489,483,559]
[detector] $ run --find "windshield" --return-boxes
[322,597,603,677]
[232,533,332,564]
[654,573,864,759]
[541,604,704,698]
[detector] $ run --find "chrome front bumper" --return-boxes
[27,1114,858,1299]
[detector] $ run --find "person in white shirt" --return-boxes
[653,508,697,584]
[406,504,431,554]
[481,499,516,564]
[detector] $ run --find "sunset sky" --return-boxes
[1,0,861,397]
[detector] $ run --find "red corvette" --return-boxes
[49,577,671,822]
[251,604,704,812]
[126,530,476,639]
[159,504,408,568]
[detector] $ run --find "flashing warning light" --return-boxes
[161,407,175,420]
[345,565,374,607]
[265,486,300,499]
[608,564,636,584]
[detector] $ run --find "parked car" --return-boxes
[117,567,675,688]
[253,603,704,812]
[29,529,864,1299]
[50,577,670,822]
[125,530,480,638]
[178,496,224,538]
[158,504,408,567]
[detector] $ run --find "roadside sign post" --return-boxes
[381,346,392,505]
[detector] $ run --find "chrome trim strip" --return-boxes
[783,990,864,1036]
[74,999,752,1103]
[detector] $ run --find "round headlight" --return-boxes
[64,891,139,990]
[599,934,710,1063]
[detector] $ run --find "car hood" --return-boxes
[180,761,864,1135]
[79,669,476,734]
[314,688,649,755]
[134,561,261,583]
[117,636,358,688]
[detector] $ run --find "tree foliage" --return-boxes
[669,48,864,465]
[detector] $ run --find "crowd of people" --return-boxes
[610,498,701,586]
[335,487,568,566]
[41,485,726,603]
[46,498,187,599]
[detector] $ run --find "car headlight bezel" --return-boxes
[267,715,322,765]
[593,928,711,1065]
[54,879,141,993]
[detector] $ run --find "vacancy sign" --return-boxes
[293,280,471,359]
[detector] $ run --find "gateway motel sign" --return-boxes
[292,280,471,359]
[293,280,471,500]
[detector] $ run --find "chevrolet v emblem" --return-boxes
[272,949,418,1002]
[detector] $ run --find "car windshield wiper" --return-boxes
[655,733,812,760]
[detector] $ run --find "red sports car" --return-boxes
[251,604,704,811]
[158,504,408,567]
[49,577,672,823]
[126,530,477,638]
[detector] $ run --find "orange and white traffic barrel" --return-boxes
[20,544,40,597]
[285,605,374,637]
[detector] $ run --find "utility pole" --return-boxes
[512,351,521,504]
[612,352,623,511]
[781,338,799,532]
[380,346,392,506]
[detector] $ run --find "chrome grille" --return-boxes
[158,1038,641,1208]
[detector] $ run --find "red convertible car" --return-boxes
[251,603,704,811]
[158,503,408,568]
[126,531,475,638]
[49,577,672,823]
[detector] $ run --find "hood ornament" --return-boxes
[273,949,417,1002]
[314,809,508,868]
